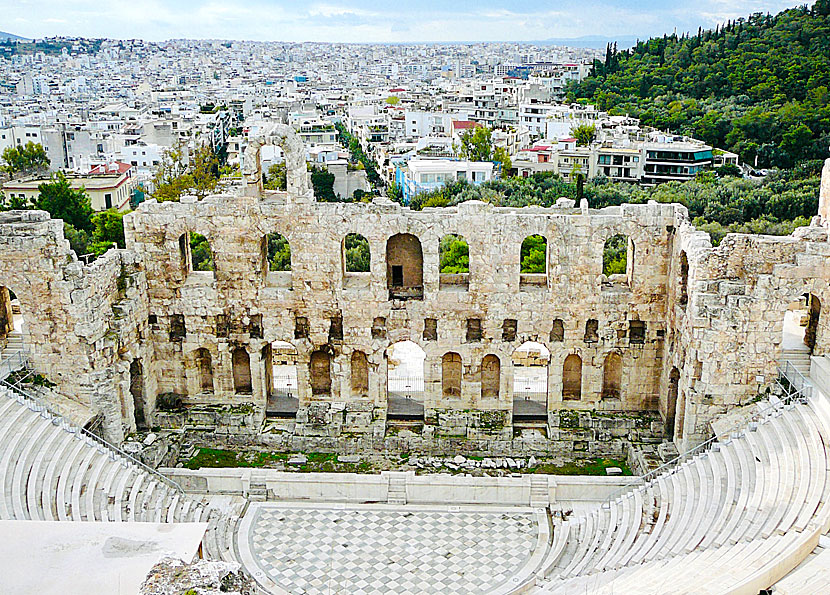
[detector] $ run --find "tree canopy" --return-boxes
[34,172,93,232]
[150,144,220,201]
[2,142,50,176]
[568,2,830,168]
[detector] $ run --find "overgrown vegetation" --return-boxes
[568,1,830,168]
[1,142,50,176]
[344,233,370,272]
[438,235,469,274]
[335,121,383,188]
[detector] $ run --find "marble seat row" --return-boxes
[529,393,830,594]
[0,385,243,566]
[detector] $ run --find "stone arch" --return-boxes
[481,354,500,400]
[350,350,369,397]
[310,349,332,395]
[129,359,146,430]
[344,233,371,273]
[601,351,623,399]
[195,347,214,393]
[268,341,299,417]
[782,293,822,356]
[386,233,423,299]
[679,251,689,306]
[242,123,312,198]
[232,346,252,394]
[512,341,550,420]
[386,340,426,420]
[442,351,462,398]
[667,366,680,436]
[563,354,582,400]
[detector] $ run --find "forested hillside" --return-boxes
[568,0,830,168]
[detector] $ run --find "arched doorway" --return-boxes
[232,347,252,394]
[386,234,424,300]
[481,354,501,400]
[130,359,146,430]
[563,354,583,400]
[512,341,550,422]
[386,340,425,420]
[0,285,25,358]
[309,349,332,396]
[267,341,299,418]
[781,294,821,375]
[601,352,623,399]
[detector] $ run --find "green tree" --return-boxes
[439,235,470,273]
[493,146,512,174]
[311,166,337,202]
[1,142,50,176]
[603,235,628,275]
[570,124,597,146]
[150,144,219,201]
[520,235,547,273]
[34,172,93,232]
[189,232,214,271]
[344,234,370,272]
[87,209,127,256]
[458,126,493,162]
[267,233,291,271]
[264,162,287,191]
[385,95,400,105]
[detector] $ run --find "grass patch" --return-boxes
[184,448,287,470]
[529,457,632,476]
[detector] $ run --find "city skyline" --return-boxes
[8,0,802,43]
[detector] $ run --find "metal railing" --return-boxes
[388,375,425,393]
[0,349,26,381]
[0,351,184,495]
[601,360,812,508]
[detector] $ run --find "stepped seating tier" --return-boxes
[0,384,243,567]
[531,392,830,594]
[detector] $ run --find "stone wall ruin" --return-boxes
[1,125,829,454]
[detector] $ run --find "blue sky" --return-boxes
[7,0,801,42]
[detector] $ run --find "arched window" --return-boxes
[195,348,214,393]
[351,350,369,397]
[520,235,547,288]
[442,352,462,398]
[439,234,469,290]
[512,342,550,420]
[601,352,622,399]
[344,233,370,273]
[563,354,582,400]
[310,350,332,395]
[232,347,252,394]
[386,233,423,299]
[550,319,565,342]
[481,354,500,400]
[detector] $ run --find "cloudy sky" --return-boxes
[7,0,802,42]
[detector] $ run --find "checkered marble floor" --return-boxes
[237,503,543,594]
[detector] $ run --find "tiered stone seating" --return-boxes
[532,394,830,594]
[0,384,244,566]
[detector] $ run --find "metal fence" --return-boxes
[388,375,424,393]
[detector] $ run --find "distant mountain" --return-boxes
[538,35,640,49]
[0,31,28,41]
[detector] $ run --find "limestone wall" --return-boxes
[0,210,150,442]
[124,192,675,436]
